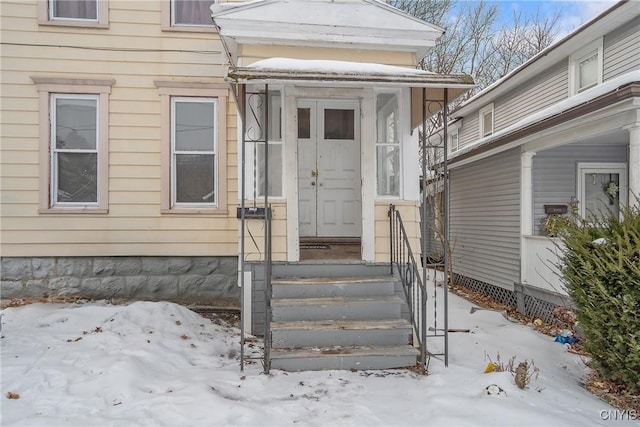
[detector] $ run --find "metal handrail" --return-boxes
[388,204,427,373]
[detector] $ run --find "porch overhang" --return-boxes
[225,58,475,120]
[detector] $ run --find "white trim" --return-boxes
[520,151,536,283]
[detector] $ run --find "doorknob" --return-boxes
[311,169,318,177]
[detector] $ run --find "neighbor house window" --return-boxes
[171,98,217,207]
[479,104,494,138]
[448,129,459,153]
[162,0,217,31]
[570,39,603,95]
[38,0,109,27]
[376,92,400,197]
[31,77,114,213]
[155,81,228,213]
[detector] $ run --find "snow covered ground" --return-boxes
[2,291,638,427]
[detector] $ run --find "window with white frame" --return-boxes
[155,81,227,213]
[376,92,400,197]
[163,0,217,28]
[39,0,108,27]
[448,129,459,153]
[171,98,217,207]
[51,94,99,206]
[479,104,494,138]
[32,77,113,213]
[244,88,283,198]
[569,39,603,95]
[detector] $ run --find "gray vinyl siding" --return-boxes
[449,148,521,291]
[457,114,479,150]
[495,61,568,132]
[603,16,640,81]
[532,144,628,234]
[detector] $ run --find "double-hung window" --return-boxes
[155,81,228,214]
[479,104,494,138]
[51,95,99,206]
[376,92,400,197]
[171,98,217,207]
[569,39,603,95]
[39,0,109,27]
[32,77,114,213]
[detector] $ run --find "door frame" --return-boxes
[297,98,362,238]
[284,86,376,262]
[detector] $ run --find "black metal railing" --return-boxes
[388,204,427,372]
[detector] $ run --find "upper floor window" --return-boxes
[480,104,494,138]
[39,0,109,28]
[31,77,114,213]
[163,0,218,31]
[448,129,459,153]
[570,38,603,95]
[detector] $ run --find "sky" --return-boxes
[3,287,640,426]
[494,0,619,38]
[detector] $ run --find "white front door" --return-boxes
[298,100,361,237]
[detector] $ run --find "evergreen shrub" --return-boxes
[557,203,640,390]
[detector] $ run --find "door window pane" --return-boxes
[324,109,354,140]
[584,172,620,219]
[298,108,310,139]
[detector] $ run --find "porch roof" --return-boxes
[226,58,475,119]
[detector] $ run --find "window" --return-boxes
[172,98,217,207]
[245,89,283,198]
[162,0,218,31]
[31,77,114,213]
[448,129,459,153]
[38,0,109,27]
[479,104,494,138]
[569,39,603,95]
[376,92,400,197]
[155,81,228,213]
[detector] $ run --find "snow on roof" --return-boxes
[450,70,640,161]
[246,58,435,76]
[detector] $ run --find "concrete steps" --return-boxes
[268,272,418,371]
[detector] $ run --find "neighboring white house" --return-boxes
[427,0,640,321]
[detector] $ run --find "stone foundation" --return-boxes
[0,256,239,306]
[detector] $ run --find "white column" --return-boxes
[520,151,536,283]
[628,124,640,207]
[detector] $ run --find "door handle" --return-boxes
[311,169,318,177]
[311,182,316,186]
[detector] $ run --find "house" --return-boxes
[426,0,640,322]
[0,0,473,370]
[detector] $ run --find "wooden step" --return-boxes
[271,295,403,322]
[272,276,396,299]
[270,345,420,371]
[271,319,413,348]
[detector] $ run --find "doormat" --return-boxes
[300,244,331,250]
